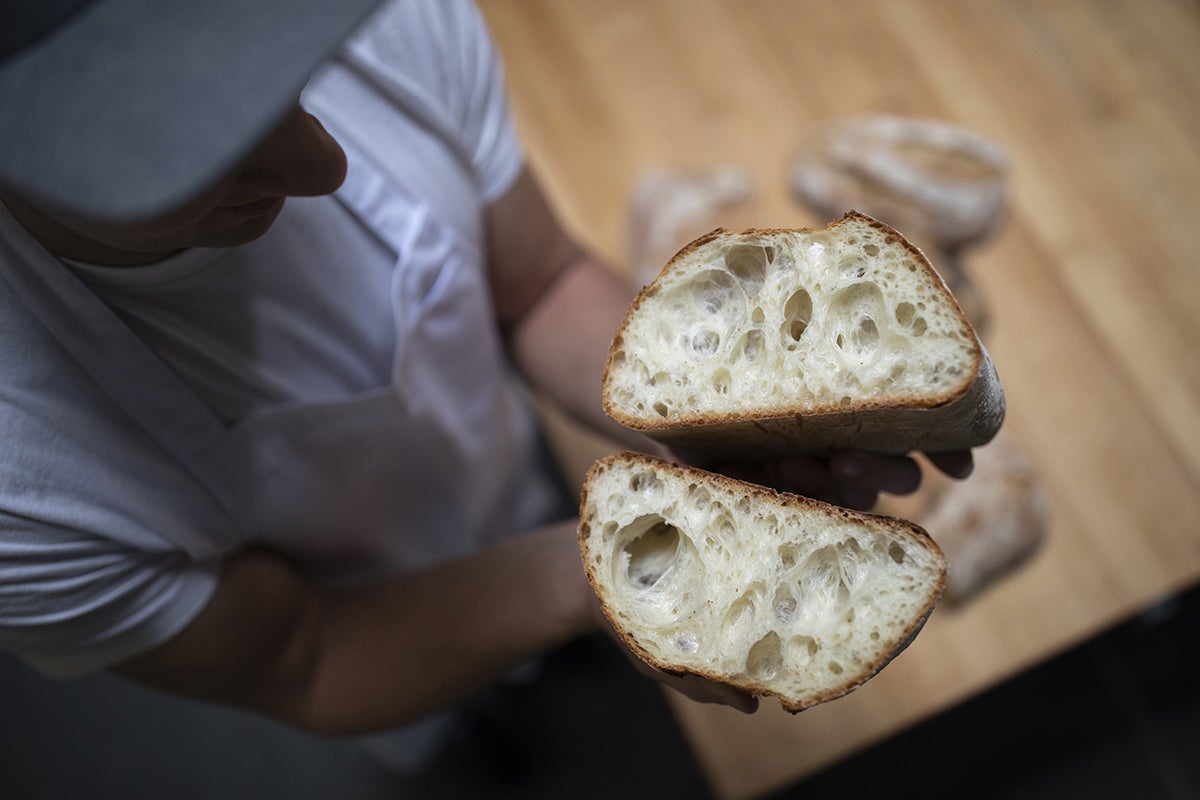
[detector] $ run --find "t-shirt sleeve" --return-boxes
[0,520,219,678]
[344,0,525,202]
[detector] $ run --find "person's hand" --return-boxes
[697,449,974,511]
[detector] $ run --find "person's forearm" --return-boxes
[115,521,597,736]
[508,251,656,451]
[300,520,595,734]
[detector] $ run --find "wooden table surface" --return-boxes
[478,1,1200,797]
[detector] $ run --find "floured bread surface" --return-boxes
[579,452,946,712]
[603,213,998,450]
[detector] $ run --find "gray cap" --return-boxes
[0,0,381,221]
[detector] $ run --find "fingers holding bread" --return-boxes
[704,451,923,511]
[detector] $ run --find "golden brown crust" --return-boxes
[578,451,947,711]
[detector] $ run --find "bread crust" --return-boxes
[602,212,1005,457]
[641,347,1003,459]
[578,451,947,712]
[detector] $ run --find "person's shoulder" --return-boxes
[351,0,491,68]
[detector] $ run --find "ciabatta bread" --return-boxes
[602,212,1004,459]
[878,431,1051,606]
[579,452,946,712]
[789,115,1009,251]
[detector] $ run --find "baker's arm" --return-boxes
[487,168,653,451]
[114,521,595,735]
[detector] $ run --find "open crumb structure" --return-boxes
[580,453,947,711]
[603,213,1004,457]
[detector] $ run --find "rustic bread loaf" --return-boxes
[789,115,1009,251]
[602,212,1004,458]
[579,451,947,712]
[877,431,1051,606]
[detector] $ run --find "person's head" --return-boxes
[0,0,381,264]
[1,104,349,265]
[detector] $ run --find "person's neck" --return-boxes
[1,194,179,267]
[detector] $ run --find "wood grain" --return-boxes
[479,1,1200,796]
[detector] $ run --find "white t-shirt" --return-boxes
[0,0,566,678]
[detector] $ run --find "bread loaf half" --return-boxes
[579,452,946,712]
[602,212,1004,458]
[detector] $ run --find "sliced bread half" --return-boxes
[579,451,947,712]
[602,212,1004,458]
